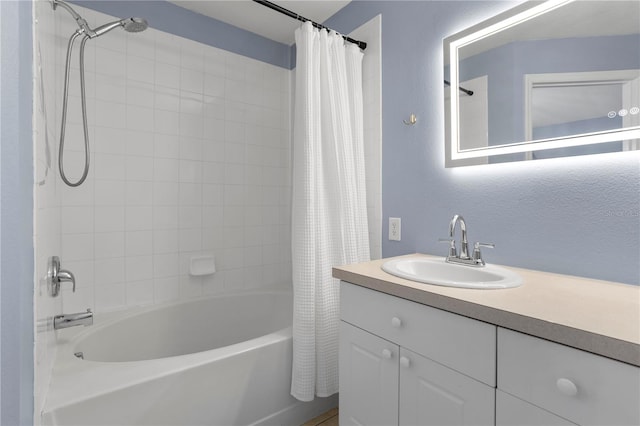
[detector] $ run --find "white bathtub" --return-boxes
[43,290,337,426]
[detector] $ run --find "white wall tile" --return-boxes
[61,206,94,234]
[155,62,180,89]
[154,133,180,159]
[153,277,180,303]
[125,206,153,231]
[125,255,153,281]
[155,109,180,135]
[181,68,204,94]
[153,253,179,278]
[94,180,125,206]
[95,47,126,78]
[125,230,153,256]
[62,233,94,261]
[126,156,154,181]
[95,282,126,311]
[95,232,125,259]
[127,56,155,83]
[94,205,125,233]
[153,230,179,254]
[52,9,294,317]
[94,257,125,285]
[126,280,154,307]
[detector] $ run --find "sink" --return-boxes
[381,257,522,289]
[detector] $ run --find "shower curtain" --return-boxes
[291,21,370,402]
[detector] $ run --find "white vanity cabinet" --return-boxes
[339,282,496,426]
[497,328,640,426]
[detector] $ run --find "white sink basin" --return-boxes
[381,257,522,289]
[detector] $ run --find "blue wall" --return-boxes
[326,1,640,285]
[0,1,34,425]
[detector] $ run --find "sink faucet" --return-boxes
[449,214,470,260]
[54,308,93,330]
[440,215,494,267]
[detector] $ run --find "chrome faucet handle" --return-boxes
[472,242,495,266]
[57,269,76,292]
[438,238,457,258]
[47,256,76,297]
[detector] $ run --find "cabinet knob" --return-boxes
[556,378,578,396]
[381,349,392,360]
[400,356,411,368]
[391,317,402,328]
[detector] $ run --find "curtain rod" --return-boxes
[252,0,367,51]
[444,80,474,96]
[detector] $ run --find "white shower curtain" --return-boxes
[291,21,371,402]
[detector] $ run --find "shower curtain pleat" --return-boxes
[291,21,370,402]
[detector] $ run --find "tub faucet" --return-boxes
[54,308,93,330]
[440,215,494,267]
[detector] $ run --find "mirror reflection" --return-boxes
[444,0,640,167]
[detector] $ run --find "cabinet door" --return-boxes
[339,321,399,426]
[496,390,576,426]
[399,348,495,426]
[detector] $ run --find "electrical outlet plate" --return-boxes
[389,217,401,241]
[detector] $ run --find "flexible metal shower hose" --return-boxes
[58,29,91,187]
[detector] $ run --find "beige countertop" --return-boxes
[333,254,640,367]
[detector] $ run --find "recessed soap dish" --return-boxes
[189,255,216,276]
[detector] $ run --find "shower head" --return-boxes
[123,18,149,33]
[92,17,148,38]
[53,0,148,37]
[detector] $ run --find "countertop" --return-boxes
[332,254,640,367]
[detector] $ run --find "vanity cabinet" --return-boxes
[339,282,496,426]
[339,281,640,426]
[497,328,640,426]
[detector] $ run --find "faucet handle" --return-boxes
[438,238,457,258]
[57,269,76,292]
[472,242,495,265]
[47,256,76,297]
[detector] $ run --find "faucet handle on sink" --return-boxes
[438,238,457,259]
[472,242,495,266]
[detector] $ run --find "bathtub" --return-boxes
[42,289,337,426]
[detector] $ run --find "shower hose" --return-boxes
[58,29,91,187]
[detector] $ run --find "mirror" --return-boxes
[444,0,640,167]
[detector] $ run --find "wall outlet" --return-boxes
[389,217,401,241]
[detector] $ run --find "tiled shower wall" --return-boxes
[53,5,292,314]
[34,2,381,421]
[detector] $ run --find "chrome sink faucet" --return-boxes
[440,215,494,266]
[449,214,470,260]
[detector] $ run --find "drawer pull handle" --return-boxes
[381,349,392,360]
[391,317,402,328]
[556,378,578,396]
[400,356,411,368]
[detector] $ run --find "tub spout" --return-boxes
[54,308,93,330]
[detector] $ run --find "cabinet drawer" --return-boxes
[341,281,496,386]
[498,328,640,426]
[496,390,576,426]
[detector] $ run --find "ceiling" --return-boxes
[168,0,351,46]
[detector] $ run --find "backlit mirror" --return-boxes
[444,0,640,167]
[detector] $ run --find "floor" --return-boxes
[301,407,339,426]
